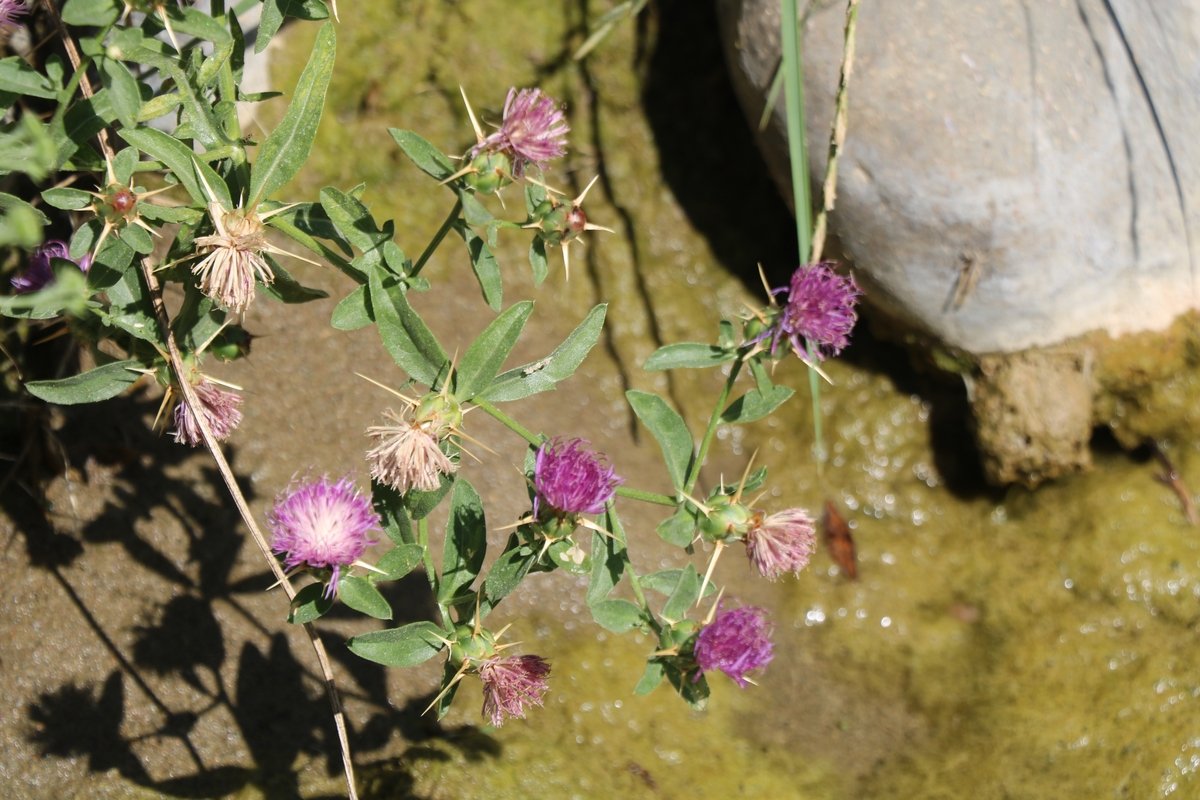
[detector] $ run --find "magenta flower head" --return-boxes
[745,508,817,580]
[533,437,622,518]
[478,654,551,726]
[268,476,380,597]
[172,379,243,446]
[474,88,569,176]
[0,0,27,29]
[11,240,92,294]
[694,605,774,688]
[765,262,861,362]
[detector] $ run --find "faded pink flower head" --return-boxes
[533,437,621,518]
[745,508,816,580]
[474,87,569,176]
[694,605,774,688]
[0,0,26,29]
[366,409,457,494]
[478,654,551,726]
[172,380,243,446]
[192,206,273,315]
[766,262,861,362]
[268,476,380,597]
[11,240,92,294]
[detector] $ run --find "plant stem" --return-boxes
[474,397,541,446]
[684,358,743,495]
[411,198,462,277]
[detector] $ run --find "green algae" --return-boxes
[264,4,1200,798]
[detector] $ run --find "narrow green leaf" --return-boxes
[319,186,386,272]
[721,384,794,424]
[642,569,717,599]
[1,191,52,222]
[0,57,56,99]
[367,271,447,386]
[481,303,606,402]
[388,129,454,181]
[633,660,665,695]
[438,479,486,605]
[120,127,232,208]
[287,582,333,624]
[661,563,700,622]
[339,575,393,620]
[455,301,532,400]
[644,342,735,371]
[25,360,141,405]
[626,390,693,491]
[655,507,696,548]
[433,660,462,719]
[590,599,644,633]
[376,543,425,581]
[260,257,328,304]
[97,57,141,127]
[456,223,502,310]
[403,471,455,520]
[331,284,372,330]
[118,223,154,255]
[587,513,626,605]
[483,538,536,615]
[528,237,548,285]
[347,621,445,667]
[248,23,335,207]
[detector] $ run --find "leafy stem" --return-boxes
[411,198,463,277]
[684,357,744,495]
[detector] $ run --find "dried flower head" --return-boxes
[766,262,861,362]
[366,409,457,494]
[268,476,380,597]
[10,240,92,294]
[533,437,622,518]
[0,0,27,29]
[744,508,817,580]
[192,205,274,315]
[694,605,774,687]
[478,654,551,726]
[172,379,243,446]
[474,88,569,176]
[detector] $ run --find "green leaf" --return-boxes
[403,471,455,521]
[433,659,462,719]
[587,513,626,605]
[249,23,335,207]
[455,301,532,400]
[118,223,154,255]
[62,0,121,26]
[339,575,393,620]
[368,272,447,387]
[721,384,794,424]
[642,568,717,599]
[1,192,51,225]
[25,360,141,405]
[456,223,502,310]
[372,482,415,545]
[331,284,371,330]
[633,660,665,695]
[661,563,699,622]
[98,57,141,127]
[287,582,333,624]
[644,342,735,371]
[376,543,425,581]
[388,129,454,181]
[260,257,328,304]
[0,57,56,99]
[481,303,606,402]
[655,507,696,548]
[438,479,486,605]
[120,127,232,208]
[41,187,93,211]
[482,537,536,615]
[319,186,385,276]
[257,0,329,53]
[626,390,693,491]
[528,237,549,285]
[590,599,644,633]
[347,621,446,667]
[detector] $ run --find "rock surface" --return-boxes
[719,0,1200,483]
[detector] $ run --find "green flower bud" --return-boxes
[414,391,463,435]
[697,494,754,542]
[464,151,512,195]
[449,624,496,667]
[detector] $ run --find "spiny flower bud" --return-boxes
[697,494,755,543]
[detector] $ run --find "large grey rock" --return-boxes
[719,0,1200,354]
[720,0,1200,484]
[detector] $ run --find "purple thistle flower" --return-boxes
[478,654,551,726]
[766,262,861,362]
[474,87,569,176]
[172,380,243,446]
[745,508,817,580]
[268,476,380,598]
[533,437,622,518]
[10,240,92,294]
[0,0,27,29]
[694,605,774,688]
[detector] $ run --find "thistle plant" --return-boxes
[0,2,863,798]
